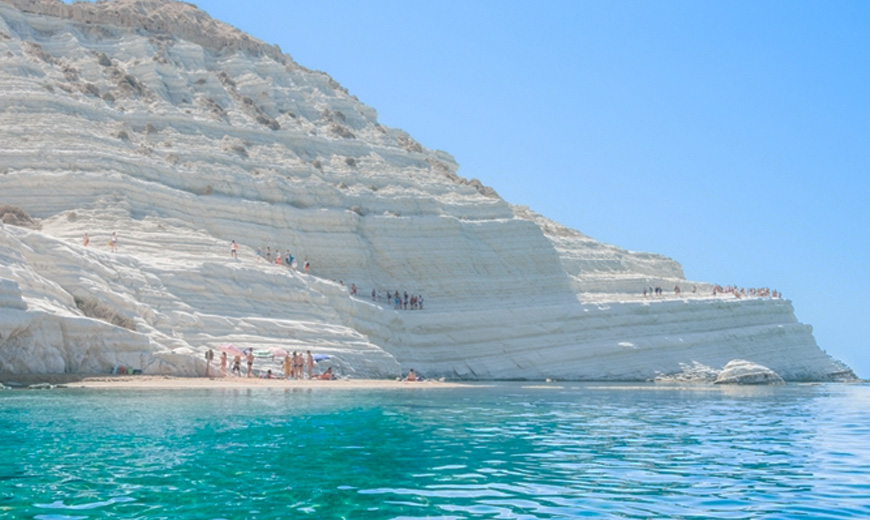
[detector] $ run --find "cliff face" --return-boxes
[0,0,853,380]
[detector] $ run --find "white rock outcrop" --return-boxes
[0,0,855,381]
[714,360,786,385]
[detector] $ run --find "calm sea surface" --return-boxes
[2,382,869,519]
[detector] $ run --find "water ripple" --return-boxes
[2,384,870,518]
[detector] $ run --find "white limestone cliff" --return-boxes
[0,0,855,381]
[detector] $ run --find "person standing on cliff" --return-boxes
[230,240,239,258]
[83,233,89,247]
[109,231,117,252]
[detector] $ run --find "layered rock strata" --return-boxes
[0,0,853,381]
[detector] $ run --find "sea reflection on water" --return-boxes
[2,383,869,519]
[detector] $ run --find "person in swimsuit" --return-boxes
[83,233,89,247]
[293,352,304,379]
[306,350,314,379]
[231,355,241,376]
[245,349,254,378]
[283,354,291,379]
[220,352,228,376]
[204,349,214,377]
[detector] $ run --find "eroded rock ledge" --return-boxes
[4,0,291,64]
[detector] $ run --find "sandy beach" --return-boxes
[0,373,473,390]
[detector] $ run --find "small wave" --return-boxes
[35,497,136,510]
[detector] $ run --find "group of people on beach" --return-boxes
[205,348,335,380]
[280,350,313,379]
[204,348,420,383]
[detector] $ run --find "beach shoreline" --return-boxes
[0,373,474,390]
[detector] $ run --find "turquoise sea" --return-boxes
[2,383,869,519]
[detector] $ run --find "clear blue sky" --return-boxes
[78,1,870,377]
